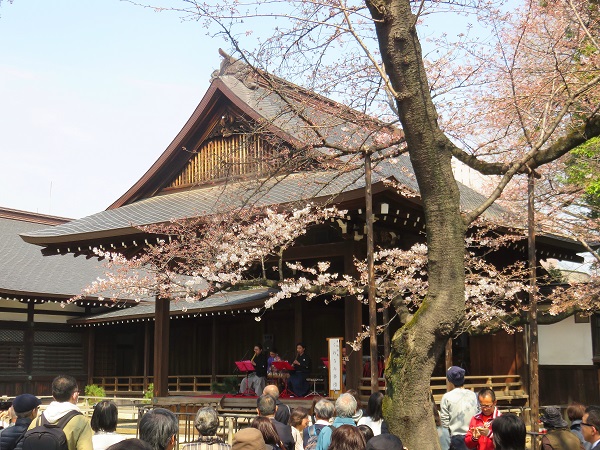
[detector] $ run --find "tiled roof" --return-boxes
[220,73,400,149]
[21,157,507,246]
[69,288,274,324]
[0,211,108,298]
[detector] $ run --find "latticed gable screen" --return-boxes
[167,134,277,188]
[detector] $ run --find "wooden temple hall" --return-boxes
[3,51,595,405]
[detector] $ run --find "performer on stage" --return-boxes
[289,342,311,397]
[240,344,268,395]
[267,349,281,372]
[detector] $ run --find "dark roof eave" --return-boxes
[19,178,406,251]
[20,225,141,247]
[66,297,270,325]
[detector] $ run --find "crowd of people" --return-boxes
[440,365,598,450]
[2,370,600,450]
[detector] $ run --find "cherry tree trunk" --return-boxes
[367,0,468,447]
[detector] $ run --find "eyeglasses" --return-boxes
[581,422,595,428]
[479,404,495,408]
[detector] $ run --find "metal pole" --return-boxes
[365,152,379,393]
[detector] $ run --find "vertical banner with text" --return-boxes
[328,337,344,398]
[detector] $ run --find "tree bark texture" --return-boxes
[366,1,467,448]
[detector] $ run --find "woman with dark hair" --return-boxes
[329,425,366,450]
[91,400,127,450]
[250,416,285,450]
[288,407,309,450]
[491,413,526,450]
[358,392,384,435]
[358,424,375,443]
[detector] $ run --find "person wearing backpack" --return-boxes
[22,375,93,450]
[303,399,334,450]
[0,394,41,450]
[314,394,357,450]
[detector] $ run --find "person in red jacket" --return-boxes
[465,388,501,450]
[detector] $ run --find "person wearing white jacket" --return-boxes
[26,375,93,450]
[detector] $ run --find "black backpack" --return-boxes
[20,410,81,450]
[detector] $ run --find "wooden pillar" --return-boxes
[382,307,390,362]
[25,302,35,392]
[445,338,453,391]
[154,297,170,397]
[211,316,217,387]
[86,328,95,385]
[143,322,152,388]
[528,171,540,448]
[344,244,363,391]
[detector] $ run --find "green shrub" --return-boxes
[143,383,154,401]
[84,384,106,406]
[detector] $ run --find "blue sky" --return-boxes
[0,1,226,218]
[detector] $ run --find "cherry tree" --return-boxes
[96,0,600,446]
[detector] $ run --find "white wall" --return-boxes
[539,316,593,365]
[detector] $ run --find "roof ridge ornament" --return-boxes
[212,48,259,90]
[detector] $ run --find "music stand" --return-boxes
[235,360,256,396]
[272,361,295,398]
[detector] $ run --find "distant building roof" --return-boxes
[69,288,274,326]
[0,208,114,301]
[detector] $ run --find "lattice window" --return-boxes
[0,330,24,342]
[0,330,26,374]
[167,134,278,188]
[34,331,82,345]
[32,331,84,374]
[32,346,84,373]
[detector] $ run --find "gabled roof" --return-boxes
[108,50,403,208]
[18,52,583,263]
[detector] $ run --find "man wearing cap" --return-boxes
[0,393,41,450]
[440,366,478,450]
[541,406,583,450]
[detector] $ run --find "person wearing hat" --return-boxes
[0,393,41,450]
[440,366,478,450]
[232,428,268,450]
[541,406,583,450]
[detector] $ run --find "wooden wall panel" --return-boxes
[539,365,599,406]
[470,331,523,376]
